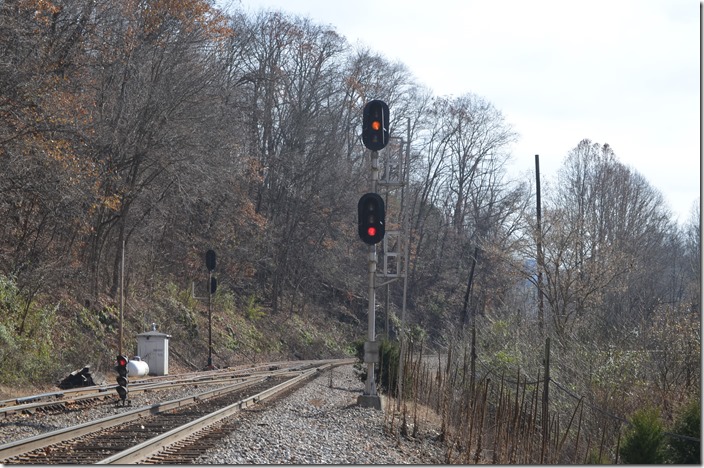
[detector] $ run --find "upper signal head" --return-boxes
[362,100,389,151]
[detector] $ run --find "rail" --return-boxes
[97,363,335,464]
[0,358,353,464]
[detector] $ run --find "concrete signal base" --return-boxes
[357,394,383,410]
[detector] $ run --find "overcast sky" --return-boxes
[228,0,700,225]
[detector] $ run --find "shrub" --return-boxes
[377,339,400,396]
[245,294,265,321]
[0,275,61,385]
[585,449,609,464]
[665,398,701,464]
[620,406,665,464]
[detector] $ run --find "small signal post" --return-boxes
[205,249,216,370]
[115,355,129,406]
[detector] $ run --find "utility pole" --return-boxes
[535,154,545,335]
[541,337,551,463]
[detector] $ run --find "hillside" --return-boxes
[0,3,699,459]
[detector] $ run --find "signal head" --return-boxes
[115,355,130,404]
[358,193,385,245]
[115,355,129,378]
[362,100,390,151]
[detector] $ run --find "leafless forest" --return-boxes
[0,1,699,459]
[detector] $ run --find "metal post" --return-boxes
[204,249,216,369]
[385,274,390,338]
[371,150,379,193]
[359,150,382,409]
[207,270,213,368]
[367,149,378,397]
[396,118,411,411]
[119,239,124,356]
[366,246,377,396]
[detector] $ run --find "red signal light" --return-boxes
[371,120,381,131]
[117,356,128,367]
[367,226,377,237]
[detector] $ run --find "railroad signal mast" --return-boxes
[115,355,129,406]
[357,100,392,411]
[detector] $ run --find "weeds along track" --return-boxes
[0,359,350,464]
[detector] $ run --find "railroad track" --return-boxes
[0,359,352,464]
[0,359,333,418]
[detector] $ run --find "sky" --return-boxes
[227,0,700,225]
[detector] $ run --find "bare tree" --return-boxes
[543,139,675,339]
[0,0,98,299]
[75,0,231,300]
[404,93,518,332]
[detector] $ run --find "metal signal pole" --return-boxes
[208,269,213,368]
[358,149,382,409]
[357,100,389,410]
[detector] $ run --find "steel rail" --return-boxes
[97,363,336,464]
[0,377,250,418]
[0,368,306,418]
[0,375,267,461]
[0,358,353,462]
[0,360,338,412]
[0,358,339,410]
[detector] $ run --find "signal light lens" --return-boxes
[117,356,127,367]
[367,226,377,237]
[371,120,381,131]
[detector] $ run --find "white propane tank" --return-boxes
[127,357,150,377]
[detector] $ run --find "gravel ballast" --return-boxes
[195,364,445,464]
[1,364,445,464]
